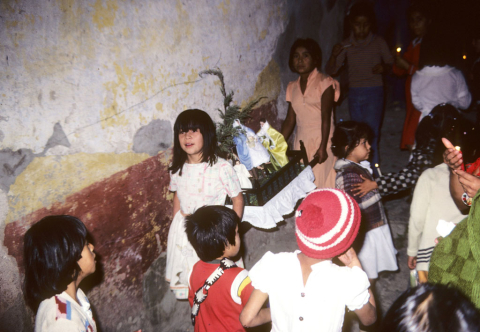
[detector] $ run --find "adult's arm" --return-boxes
[281,103,296,141]
[442,138,470,212]
[326,43,346,76]
[315,85,334,164]
[239,289,271,328]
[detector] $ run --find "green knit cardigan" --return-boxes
[429,190,480,308]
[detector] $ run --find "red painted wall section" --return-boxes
[4,151,173,328]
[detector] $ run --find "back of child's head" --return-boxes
[169,109,218,175]
[381,283,480,332]
[419,32,453,69]
[295,188,361,259]
[348,1,376,26]
[185,205,240,262]
[24,215,87,311]
[415,104,473,163]
[288,38,322,72]
[331,121,374,159]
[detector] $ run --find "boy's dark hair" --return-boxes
[418,32,453,69]
[331,121,374,159]
[415,104,474,164]
[348,1,376,27]
[381,283,480,332]
[185,205,239,262]
[406,0,432,21]
[288,38,322,72]
[24,215,87,311]
[169,109,218,176]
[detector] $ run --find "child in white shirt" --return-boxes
[240,188,376,332]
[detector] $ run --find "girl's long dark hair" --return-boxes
[169,109,218,176]
[24,215,87,311]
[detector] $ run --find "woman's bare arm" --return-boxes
[315,85,334,164]
[281,103,296,141]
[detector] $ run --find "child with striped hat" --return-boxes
[240,188,376,332]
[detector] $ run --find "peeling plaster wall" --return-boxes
[0,0,345,331]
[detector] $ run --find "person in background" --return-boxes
[326,1,393,171]
[281,38,340,189]
[393,2,431,151]
[352,104,465,198]
[411,32,471,122]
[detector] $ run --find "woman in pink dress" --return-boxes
[281,38,340,188]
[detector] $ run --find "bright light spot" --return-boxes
[455,146,461,151]
[396,47,401,53]
[463,55,467,60]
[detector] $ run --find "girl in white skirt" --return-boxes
[165,109,244,299]
[331,121,398,286]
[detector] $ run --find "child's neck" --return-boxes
[346,156,363,164]
[186,154,203,164]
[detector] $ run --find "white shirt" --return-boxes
[411,65,471,120]
[35,289,96,332]
[249,251,370,332]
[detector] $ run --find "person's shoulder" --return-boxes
[36,293,84,330]
[211,157,232,168]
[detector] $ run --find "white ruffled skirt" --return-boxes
[357,224,398,279]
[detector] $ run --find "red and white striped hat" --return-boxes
[295,188,361,259]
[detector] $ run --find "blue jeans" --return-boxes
[348,86,384,167]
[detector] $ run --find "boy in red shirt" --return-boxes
[186,205,270,331]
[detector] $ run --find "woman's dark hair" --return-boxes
[348,1,376,26]
[380,283,480,332]
[185,205,240,262]
[288,38,322,73]
[331,121,374,159]
[24,215,87,311]
[415,104,473,164]
[168,109,218,176]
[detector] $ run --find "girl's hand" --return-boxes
[314,147,328,164]
[453,169,480,198]
[442,137,463,170]
[331,43,343,57]
[338,248,361,268]
[395,55,410,71]
[407,256,417,270]
[372,63,384,74]
[352,175,378,197]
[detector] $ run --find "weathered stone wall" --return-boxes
[0,0,346,331]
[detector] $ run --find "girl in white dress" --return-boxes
[165,109,244,299]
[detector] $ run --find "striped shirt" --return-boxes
[326,33,393,88]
